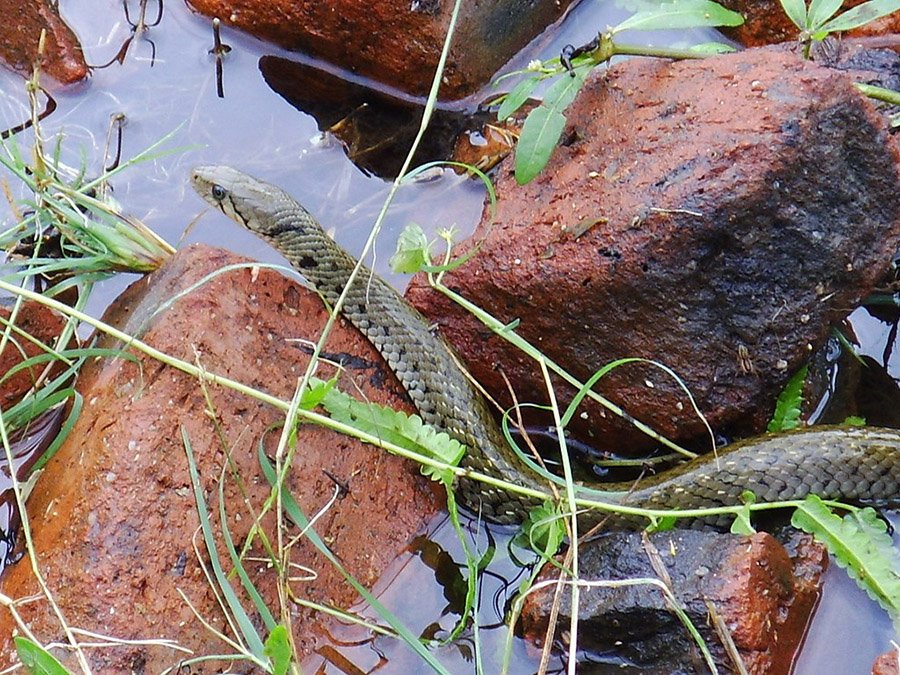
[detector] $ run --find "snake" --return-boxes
[190,165,900,529]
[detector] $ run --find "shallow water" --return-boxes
[0,0,897,672]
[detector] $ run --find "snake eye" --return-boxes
[211,184,227,201]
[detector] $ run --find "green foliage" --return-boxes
[14,637,70,675]
[264,626,292,675]
[729,490,757,535]
[514,503,566,555]
[780,0,900,55]
[792,496,900,621]
[312,377,466,483]
[495,0,743,184]
[388,222,431,274]
[767,364,807,432]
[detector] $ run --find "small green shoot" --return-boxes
[767,364,807,432]
[791,496,900,623]
[263,626,292,675]
[729,491,757,535]
[780,0,900,58]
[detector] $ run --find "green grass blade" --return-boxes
[31,393,81,471]
[819,0,900,31]
[182,427,268,664]
[218,469,278,632]
[257,446,451,674]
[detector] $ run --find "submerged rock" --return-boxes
[406,46,900,452]
[0,245,442,671]
[187,0,574,100]
[520,530,826,673]
[0,0,88,85]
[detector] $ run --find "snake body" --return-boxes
[191,165,900,528]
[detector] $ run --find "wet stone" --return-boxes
[0,245,443,672]
[0,0,88,85]
[406,45,900,452]
[519,530,827,673]
[188,0,575,99]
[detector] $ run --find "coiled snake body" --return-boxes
[191,165,900,529]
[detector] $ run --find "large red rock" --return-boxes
[186,0,574,100]
[406,46,900,452]
[0,0,88,85]
[520,531,827,673]
[0,245,442,672]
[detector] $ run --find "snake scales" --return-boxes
[191,165,900,529]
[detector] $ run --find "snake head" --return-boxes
[190,165,310,238]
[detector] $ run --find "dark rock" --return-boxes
[258,55,492,178]
[187,0,574,100]
[0,245,443,671]
[406,46,900,452]
[0,0,88,85]
[520,530,826,673]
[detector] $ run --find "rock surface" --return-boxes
[187,0,574,100]
[520,530,827,673]
[720,0,900,47]
[0,245,442,672]
[406,46,900,451]
[0,0,88,85]
[873,649,900,675]
[0,300,68,409]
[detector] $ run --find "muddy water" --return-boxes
[0,0,897,672]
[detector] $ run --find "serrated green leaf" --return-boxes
[14,638,69,675]
[613,0,744,32]
[498,76,541,121]
[389,222,431,274]
[807,0,844,28]
[300,376,336,410]
[767,364,807,432]
[781,0,810,28]
[819,0,900,32]
[264,626,292,675]
[792,496,900,618]
[314,378,466,470]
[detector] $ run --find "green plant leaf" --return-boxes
[780,0,809,29]
[314,378,466,472]
[688,41,738,53]
[14,637,70,675]
[389,222,431,274]
[514,66,588,184]
[613,0,744,32]
[514,503,566,555]
[264,626,292,675]
[767,364,807,432]
[792,496,900,619]
[807,0,844,28]
[842,415,866,426]
[498,76,541,121]
[819,0,900,32]
[729,491,757,535]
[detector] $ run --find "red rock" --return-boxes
[0,300,68,409]
[406,46,900,451]
[0,245,442,671]
[0,0,88,85]
[873,649,900,675]
[186,0,574,100]
[520,530,826,673]
[719,0,900,46]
